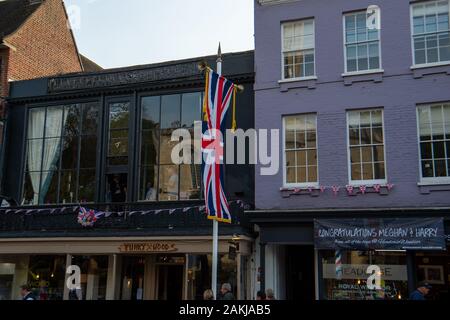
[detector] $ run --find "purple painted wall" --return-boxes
[254,0,450,210]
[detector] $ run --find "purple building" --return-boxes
[250,0,450,300]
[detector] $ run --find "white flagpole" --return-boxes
[212,43,222,301]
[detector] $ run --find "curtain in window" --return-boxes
[40,108,66,203]
[27,109,45,204]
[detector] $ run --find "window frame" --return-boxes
[342,10,383,75]
[281,18,317,81]
[416,102,450,185]
[282,113,319,188]
[346,108,388,186]
[22,99,101,205]
[410,0,450,68]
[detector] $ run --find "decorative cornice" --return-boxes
[256,0,299,6]
[48,61,201,93]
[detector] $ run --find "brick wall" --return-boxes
[5,0,83,82]
[0,48,9,118]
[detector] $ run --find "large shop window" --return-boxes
[418,103,450,181]
[284,114,318,187]
[344,11,381,73]
[282,19,315,80]
[321,251,408,300]
[139,93,202,201]
[23,103,99,205]
[412,0,450,66]
[348,109,386,184]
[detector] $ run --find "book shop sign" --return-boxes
[314,218,446,251]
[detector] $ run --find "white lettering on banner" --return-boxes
[323,264,407,281]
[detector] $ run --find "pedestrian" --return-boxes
[409,281,432,300]
[219,283,235,300]
[20,285,35,301]
[256,290,266,300]
[203,289,214,300]
[266,288,276,300]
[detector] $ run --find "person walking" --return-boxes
[219,283,235,300]
[409,281,432,300]
[203,289,214,300]
[20,285,35,301]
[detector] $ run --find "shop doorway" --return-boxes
[415,251,450,300]
[285,246,315,301]
[120,256,145,300]
[157,265,184,300]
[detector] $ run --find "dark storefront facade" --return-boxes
[0,51,255,300]
[250,210,450,301]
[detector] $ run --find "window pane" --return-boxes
[109,102,129,130]
[349,128,360,145]
[43,138,61,171]
[350,147,361,163]
[307,149,317,166]
[305,62,315,77]
[361,146,372,162]
[78,169,96,203]
[425,14,437,33]
[445,105,450,137]
[28,108,45,139]
[45,107,64,138]
[434,141,446,158]
[140,166,158,201]
[296,151,306,166]
[347,45,357,72]
[431,106,444,139]
[306,130,316,148]
[438,13,449,31]
[80,136,97,168]
[64,105,81,136]
[421,142,433,159]
[360,111,371,127]
[40,171,58,204]
[351,164,362,181]
[435,159,447,176]
[285,130,295,149]
[59,170,77,204]
[308,166,317,183]
[23,171,39,205]
[180,164,201,200]
[369,43,380,69]
[141,130,159,166]
[161,95,181,129]
[294,131,305,149]
[414,16,425,34]
[109,130,128,157]
[372,127,384,144]
[373,146,385,162]
[82,103,99,135]
[286,151,296,167]
[27,139,43,172]
[362,163,374,180]
[422,160,434,177]
[360,128,371,145]
[374,162,386,180]
[141,96,160,130]
[357,44,368,70]
[61,135,78,169]
[160,129,178,164]
[296,166,307,183]
[346,30,356,43]
[415,49,426,65]
[159,165,179,201]
[284,65,294,79]
[182,92,202,128]
[286,167,296,183]
[419,108,432,141]
[427,48,439,63]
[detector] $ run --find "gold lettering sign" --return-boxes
[118,242,178,253]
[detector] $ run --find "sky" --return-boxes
[63,0,255,69]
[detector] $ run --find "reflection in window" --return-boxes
[108,102,130,166]
[27,255,66,300]
[139,93,202,201]
[321,251,408,300]
[23,103,99,205]
[71,256,108,300]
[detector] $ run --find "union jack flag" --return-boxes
[202,69,237,224]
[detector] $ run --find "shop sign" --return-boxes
[119,242,178,253]
[323,264,407,281]
[315,218,446,251]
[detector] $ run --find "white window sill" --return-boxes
[411,62,450,70]
[342,69,384,77]
[278,76,318,84]
[282,184,320,190]
[418,180,450,186]
[348,180,387,187]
